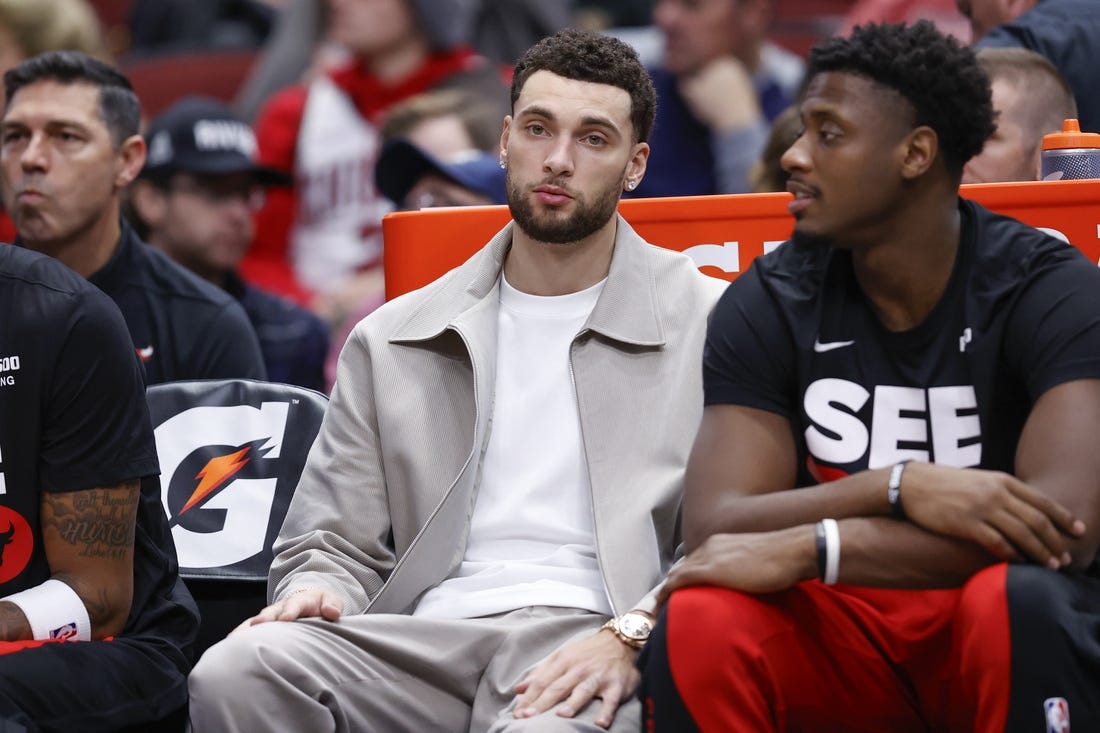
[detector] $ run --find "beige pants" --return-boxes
[187,606,641,732]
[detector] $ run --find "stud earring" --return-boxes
[499,159,507,170]
[626,180,636,191]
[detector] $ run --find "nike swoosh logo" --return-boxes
[136,345,154,361]
[813,338,855,353]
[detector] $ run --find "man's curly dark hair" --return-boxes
[807,21,995,178]
[511,28,657,144]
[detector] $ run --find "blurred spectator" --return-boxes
[574,0,656,29]
[317,87,505,390]
[749,104,801,192]
[237,0,569,119]
[470,0,572,65]
[375,139,506,211]
[632,0,804,198]
[244,0,509,328]
[381,88,501,155]
[127,0,276,56]
[130,96,330,392]
[962,47,1077,183]
[968,0,1099,132]
[839,0,970,41]
[234,0,326,122]
[1,51,266,384]
[0,0,106,79]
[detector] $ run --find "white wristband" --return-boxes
[822,518,841,585]
[5,579,91,641]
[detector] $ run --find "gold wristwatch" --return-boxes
[600,610,655,649]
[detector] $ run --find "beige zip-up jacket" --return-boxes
[270,216,727,616]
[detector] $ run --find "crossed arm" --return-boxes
[0,481,139,641]
[662,378,1100,599]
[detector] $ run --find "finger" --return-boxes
[513,660,559,706]
[973,522,1021,563]
[513,674,551,711]
[662,561,722,594]
[522,673,586,717]
[513,687,537,711]
[1006,497,1073,565]
[277,599,307,621]
[553,677,601,719]
[319,594,343,620]
[1007,479,1085,537]
[592,686,623,729]
[995,504,1069,568]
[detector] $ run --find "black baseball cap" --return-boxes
[375,139,507,207]
[140,96,290,186]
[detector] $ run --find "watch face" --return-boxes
[619,613,653,640]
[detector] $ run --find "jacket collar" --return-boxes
[391,214,666,347]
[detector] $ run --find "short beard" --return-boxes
[789,228,837,251]
[506,171,623,245]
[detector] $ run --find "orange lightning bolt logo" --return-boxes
[180,446,252,515]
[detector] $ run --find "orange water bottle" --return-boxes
[1041,119,1100,180]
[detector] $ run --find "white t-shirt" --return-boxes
[414,275,613,619]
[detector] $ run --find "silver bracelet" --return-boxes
[821,518,840,585]
[888,460,911,519]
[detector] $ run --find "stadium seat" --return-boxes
[146,378,327,659]
[119,48,258,119]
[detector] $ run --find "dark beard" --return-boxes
[789,228,837,251]
[506,173,622,245]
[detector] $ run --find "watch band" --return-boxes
[601,612,654,650]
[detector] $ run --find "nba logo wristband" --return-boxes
[5,578,91,641]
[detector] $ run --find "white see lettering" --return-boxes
[803,378,982,469]
[804,378,870,464]
[869,386,929,468]
[929,386,981,467]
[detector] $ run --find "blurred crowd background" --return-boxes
[4,0,1091,395]
[1,0,969,126]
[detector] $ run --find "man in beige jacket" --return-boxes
[189,28,725,732]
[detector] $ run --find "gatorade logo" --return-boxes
[156,402,290,570]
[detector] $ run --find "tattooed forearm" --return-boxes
[53,574,114,630]
[42,482,139,560]
[39,480,139,638]
[0,601,32,641]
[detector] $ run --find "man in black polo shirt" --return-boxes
[0,50,265,385]
[130,96,329,392]
[0,243,198,729]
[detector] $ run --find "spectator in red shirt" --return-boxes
[243,0,508,327]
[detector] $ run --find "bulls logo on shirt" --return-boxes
[0,507,34,584]
[803,378,982,471]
